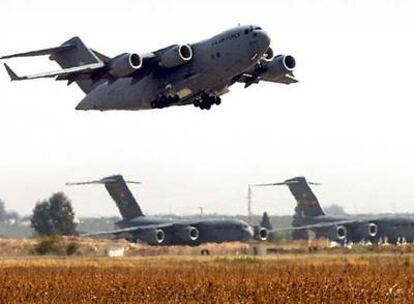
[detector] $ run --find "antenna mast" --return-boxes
[247,184,252,219]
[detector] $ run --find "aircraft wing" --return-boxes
[82,223,174,238]
[264,73,298,84]
[270,219,366,233]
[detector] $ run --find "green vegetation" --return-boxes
[31,236,80,256]
[31,192,77,236]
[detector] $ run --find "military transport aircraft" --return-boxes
[253,177,414,244]
[1,25,297,111]
[66,175,268,245]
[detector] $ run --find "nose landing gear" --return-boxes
[193,95,221,110]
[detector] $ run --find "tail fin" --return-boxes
[50,37,104,93]
[253,176,324,218]
[283,177,324,218]
[66,175,144,220]
[1,37,108,93]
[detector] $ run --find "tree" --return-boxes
[324,204,348,216]
[0,199,19,222]
[260,211,273,230]
[31,192,77,236]
[0,199,7,222]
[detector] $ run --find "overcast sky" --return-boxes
[1,0,414,217]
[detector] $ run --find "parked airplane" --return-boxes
[1,25,297,111]
[253,176,414,244]
[67,175,268,245]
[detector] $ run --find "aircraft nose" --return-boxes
[255,30,271,52]
[242,225,255,240]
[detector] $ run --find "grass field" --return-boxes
[1,255,414,303]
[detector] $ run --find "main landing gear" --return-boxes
[193,95,221,110]
[151,95,180,109]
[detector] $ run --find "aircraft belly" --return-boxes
[76,77,159,111]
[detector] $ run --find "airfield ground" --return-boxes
[1,238,414,302]
[1,254,414,303]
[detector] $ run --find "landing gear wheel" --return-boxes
[172,95,180,103]
[200,249,210,256]
[194,99,201,107]
[214,96,221,105]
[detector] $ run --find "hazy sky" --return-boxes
[1,0,414,217]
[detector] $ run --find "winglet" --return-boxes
[4,63,21,81]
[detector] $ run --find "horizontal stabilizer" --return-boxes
[4,63,19,81]
[66,177,141,186]
[2,62,105,81]
[253,180,320,187]
[0,45,74,60]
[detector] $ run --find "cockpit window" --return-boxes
[254,26,262,30]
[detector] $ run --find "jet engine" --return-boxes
[327,225,347,241]
[174,226,200,241]
[159,44,193,68]
[138,228,165,245]
[354,222,378,240]
[109,53,142,77]
[261,54,296,81]
[254,227,268,241]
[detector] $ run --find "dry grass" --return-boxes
[0,237,252,257]
[1,255,414,303]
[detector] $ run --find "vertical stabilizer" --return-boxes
[66,175,144,220]
[284,177,325,218]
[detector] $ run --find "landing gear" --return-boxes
[193,95,221,110]
[200,249,210,256]
[151,95,180,109]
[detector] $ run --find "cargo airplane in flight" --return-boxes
[1,25,297,111]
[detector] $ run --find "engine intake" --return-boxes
[261,54,296,81]
[109,53,142,77]
[159,44,193,68]
[355,222,378,240]
[138,228,165,245]
[368,223,378,237]
[335,225,347,240]
[174,226,199,241]
[254,227,268,241]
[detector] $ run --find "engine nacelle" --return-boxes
[355,222,378,240]
[109,53,142,77]
[261,54,296,81]
[138,228,165,245]
[159,44,193,68]
[254,227,268,241]
[327,225,347,241]
[174,226,200,241]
